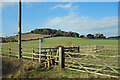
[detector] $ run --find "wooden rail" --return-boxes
[65,52,119,78]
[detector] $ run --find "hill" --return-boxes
[1,28,80,43]
[1,33,51,43]
[107,36,120,39]
[12,33,51,41]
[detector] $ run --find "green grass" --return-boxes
[26,37,118,46]
[2,37,118,48]
[2,37,118,56]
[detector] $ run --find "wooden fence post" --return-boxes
[50,49,52,59]
[58,46,65,68]
[47,60,50,68]
[55,49,59,65]
[9,48,11,57]
[32,48,34,61]
[47,51,49,60]
[45,62,47,68]
[78,46,80,53]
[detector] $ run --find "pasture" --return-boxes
[2,37,118,55]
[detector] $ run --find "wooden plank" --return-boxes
[64,47,78,49]
[22,56,33,59]
[34,48,57,50]
[65,67,118,78]
[22,52,33,55]
[92,55,118,74]
[54,56,59,57]
[65,61,118,69]
[66,64,119,73]
[10,54,18,57]
[2,53,18,57]
[65,52,118,57]
[55,61,59,63]
[65,57,118,63]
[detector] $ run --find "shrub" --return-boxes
[65,40,73,46]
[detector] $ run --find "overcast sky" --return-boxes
[1,2,119,37]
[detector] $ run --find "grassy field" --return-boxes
[1,37,119,78]
[2,37,118,54]
[22,37,118,46]
[2,37,118,47]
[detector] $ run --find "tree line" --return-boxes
[80,33,106,39]
[31,28,106,39]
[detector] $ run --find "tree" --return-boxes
[80,35,85,38]
[55,29,63,36]
[87,34,95,39]
[95,33,106,39]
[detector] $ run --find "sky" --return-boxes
[1,2,119,37]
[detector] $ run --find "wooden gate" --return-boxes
[64,52,119,78]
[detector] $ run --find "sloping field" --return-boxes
[2,37,118,49]
[11,33,51,41]
[23,37,118,48]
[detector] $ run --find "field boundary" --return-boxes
[1,45,119,78]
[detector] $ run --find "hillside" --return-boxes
[1,28,80,43]
[1,33,51,43]
[107,36,120,39]
[12,33,51,41]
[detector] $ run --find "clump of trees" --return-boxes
[31,28,106,39]
[86,33,106,39]
[31,28,79,37]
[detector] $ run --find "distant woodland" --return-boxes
[31,28,79,37]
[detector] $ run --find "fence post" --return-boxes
[50,49,52,59]
[58,46,65,69]
[32,48,34,61]
[9,48,11,57]
[55,49,59,65]
[78,46,80,53]
[47,60,50,68]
